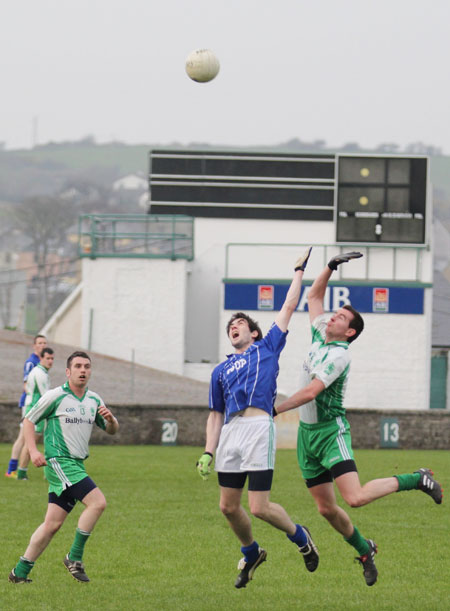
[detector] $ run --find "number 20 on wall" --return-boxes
[161,420,178,445]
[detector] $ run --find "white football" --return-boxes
[185,49,220,83]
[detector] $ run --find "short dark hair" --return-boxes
[66,351,91,368]
[40,347,54,358]
[226,312,263,342]
[343,305,364,343]
[34,334,46,342]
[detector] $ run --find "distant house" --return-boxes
[112,173,147,192]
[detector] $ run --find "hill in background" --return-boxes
[1,139,449,225]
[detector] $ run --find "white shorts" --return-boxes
[214,414,276,472]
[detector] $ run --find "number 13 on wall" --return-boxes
[380,418,399,448]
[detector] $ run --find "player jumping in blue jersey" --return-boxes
[196,248,319,589]
[5,334,47,478]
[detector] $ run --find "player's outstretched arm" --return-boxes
[308,251,363,323]
[307,266,332,323]
[275,378,325,415]
[275,247,311,332]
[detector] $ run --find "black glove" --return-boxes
[328,251,363,271]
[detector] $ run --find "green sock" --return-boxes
[395,473,421,491]
[69,528,91,562]
[15,556,34,578]
[17,468,28,480]
[345,526,370,556]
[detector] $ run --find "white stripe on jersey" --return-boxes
[248,344,260,405]
[224,360,241,411]
[49,457,72,490]
[336,416,351,460]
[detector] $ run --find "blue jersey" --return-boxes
[209,323,288,424]
[19,353,40,408]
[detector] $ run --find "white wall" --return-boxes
[186,218,336,362]
[81,258,187,375]
[41,283,83,347]
[185,216,432,372]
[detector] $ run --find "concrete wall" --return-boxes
[81,258,187,375]
[1,402,448,450]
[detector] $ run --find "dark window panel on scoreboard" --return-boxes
[151,184,334,206]
[152,155,335,180]
[336,156,427,244]
[379,217,425,243]
[148,204,332,221]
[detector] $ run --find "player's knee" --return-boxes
[316,502,337,520]
[95,497,107,514]
[45,519,64,535]
[85,494,107,515]
[343,493,364,508]
[219,499,239,517]
[248,500,268,520]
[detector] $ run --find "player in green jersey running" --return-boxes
[9,351,119,584]
[275,252,443,587]
[17,347,55,480]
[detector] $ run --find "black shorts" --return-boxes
[48,476,97,513]
[218,469,274,491]
[305,459,358,488]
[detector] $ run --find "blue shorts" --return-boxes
[48,476,97,513]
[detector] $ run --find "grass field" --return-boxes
[1,444,448,610]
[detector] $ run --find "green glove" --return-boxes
[328,251,363,271]
[294,247,312,271]
[196,452,213,480]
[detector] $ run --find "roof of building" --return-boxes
[0,329,210,406]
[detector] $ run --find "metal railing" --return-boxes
[78,214,194,260]
[225,242,429,283]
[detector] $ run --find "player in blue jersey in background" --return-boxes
[196,248,319,589]
[5,334,47,478]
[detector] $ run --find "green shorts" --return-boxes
[297,416,354,480]
[44,457,88,496]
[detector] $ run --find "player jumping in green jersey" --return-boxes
[9,351,119,584]
[275,252,443,587]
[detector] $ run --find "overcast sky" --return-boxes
[1,0,449,152]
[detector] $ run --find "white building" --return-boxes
[42,151,443,430]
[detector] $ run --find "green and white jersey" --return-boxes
[299,314,351,425]
[26,381,107,460]
[23,364,50,416]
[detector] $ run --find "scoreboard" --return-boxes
[336,156,427,244]
[148,150,428,245]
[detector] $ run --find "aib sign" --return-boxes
[224,283,424,315]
